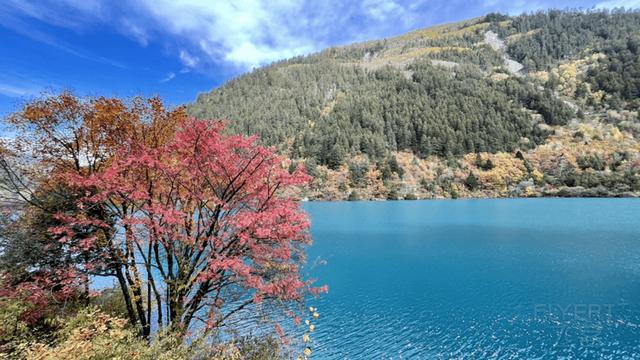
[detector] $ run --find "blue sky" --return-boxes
[0,0,638,117]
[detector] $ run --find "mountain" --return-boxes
[188,9,640,200]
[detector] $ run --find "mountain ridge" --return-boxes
[188,9,640,200]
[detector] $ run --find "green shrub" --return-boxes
[0,298,37,355]
[464,172,480,190]
[404,193,418,200]
[387,188,399,200]
[348,160,369,186]
[577,154,606,171]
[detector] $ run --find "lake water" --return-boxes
[303,199,640,359]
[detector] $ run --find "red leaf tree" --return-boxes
[61,118,324,337]
[1,94,184,326]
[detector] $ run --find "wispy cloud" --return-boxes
[0,0,430,71]
[159,72,176,83]
[0,83,41,98]
[596,0,640,9]
[119,18,149,47]
[179,49,199,69]
[2,0,627,73]
[362,0,405,21]
[0,0,107,31]
[482,0,547,14]
[0,1,127,68]
[135,0,321,69]
[0,72,49,99]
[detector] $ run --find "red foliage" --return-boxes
[59,118,325,332]
[0,268,85,324]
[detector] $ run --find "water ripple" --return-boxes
[301,200,640,359]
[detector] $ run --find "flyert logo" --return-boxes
[533,303,627,348]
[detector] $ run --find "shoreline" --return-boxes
[302,193,640,202]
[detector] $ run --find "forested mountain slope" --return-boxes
[189,9,640,200]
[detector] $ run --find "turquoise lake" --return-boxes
[302,199,640,359]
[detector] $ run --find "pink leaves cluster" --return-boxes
[59,118,324,332]
[0,268,86,324]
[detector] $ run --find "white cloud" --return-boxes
[22,0,412,70]
[159,72,176,83]
[0,72,51,99]
[0,1,126,68]
[481,0,546,14]
[596,0,640,9]
[179,49,199,69]
[0,83,41,98]
[119,19,149,47]
[1,0,434,70]
[14,0,590,72]
[1,0,107,30]
[362,0,405,21]
[133,0,321,69]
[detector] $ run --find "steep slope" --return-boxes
[188,16,572,165]
[188,10,640,200]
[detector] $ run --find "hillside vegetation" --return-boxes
[189,9,640,200]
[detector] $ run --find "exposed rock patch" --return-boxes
[484,31,523,75]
